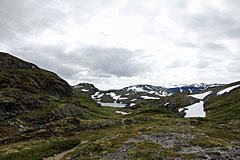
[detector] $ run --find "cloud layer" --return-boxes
[1,0,240,89]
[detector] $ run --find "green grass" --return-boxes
[205,87,240,122]
[0,138,80,160]
[189,138,223,148]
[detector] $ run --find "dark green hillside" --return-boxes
[205,81,240,122]
[0,52,72,97]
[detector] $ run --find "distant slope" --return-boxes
[123,84,171,96]
[123,83,221,96]
[73,83,99,95]
[168,83,221,94]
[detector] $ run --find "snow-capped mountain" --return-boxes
[123,84,171,96]
[122,83,221,95]
[168,83,221,94]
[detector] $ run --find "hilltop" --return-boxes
[0,52,240,160]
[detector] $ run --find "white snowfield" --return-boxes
[119,97,128,100]
[115,111,131,115]
[129,103,135,107]
[217,85,240,96]
[179,101,206,118]
[126,86,145,92]
[109,92,121,102]
[91,92,103,99]
[164,102,170,106]
[101,103,126,108]
[189,91,212,100]
[141,96,160,100]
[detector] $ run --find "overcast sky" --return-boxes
[1,0,240,89]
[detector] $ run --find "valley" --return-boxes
[0,52,240,160]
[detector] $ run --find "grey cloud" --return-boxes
[68,47,149,77]
[12,45,149,80]
[227,60,240,73]
[196,58,214,68]
[184,8,240,40]
[13,46,80,78]
[176,42,198,48]
[0,0,68,42]
[166,59,189,69]
[203,43,227,51]
[1,0,240,89]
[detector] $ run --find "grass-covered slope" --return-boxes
[0,52,101,139]
[0,52,72,97]
[204,81,240,122]
[0,52,73,122]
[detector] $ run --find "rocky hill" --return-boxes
[0,52,240,160]
[0,52,72,97]
[0,52,100,138]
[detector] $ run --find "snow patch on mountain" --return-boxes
[115,111,131,115]
[189,91,212,100]
[123,83,220,96]
[179,101,206,118]
[217,85,240,96]
[141,96,160,100]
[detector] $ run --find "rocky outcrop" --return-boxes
[73,83,99,95]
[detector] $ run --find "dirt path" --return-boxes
[43,146,78,160]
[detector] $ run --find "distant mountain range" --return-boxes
[123,83,222,96]
[73,83,223,107]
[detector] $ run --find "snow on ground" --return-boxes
[178,108,184,112]
[179,101,206,118]
[115,111,131,115]
[109,92,121,102]
[130,103,135,107]
[74,85,83,89]
[81,89,89,92]
[131,99,137,101]
[189,91,212,100]
[91,92,100,99]
[119,97,128,100]
[97,93,104,98]
[141,96,160,100]
[188,89,192,93]
[162,91,171,96]
[126,86,145,92]
[180,88,183,92]
[101,103,126,108]
[217,85,240,95]
[164,102,170,106]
